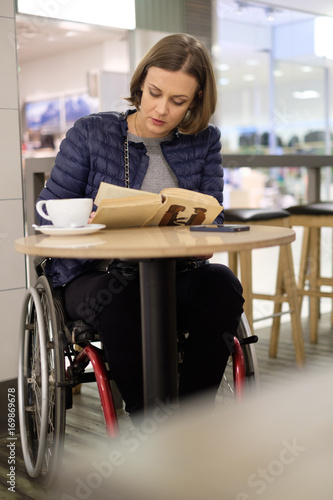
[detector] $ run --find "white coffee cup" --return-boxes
[36,198,93,228]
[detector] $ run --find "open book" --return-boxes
[92,182,222,228]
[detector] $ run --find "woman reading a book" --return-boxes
[37,33,244,413]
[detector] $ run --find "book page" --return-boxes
[93,195,162,228]
[94,182,157,206]
[147,188,222,226]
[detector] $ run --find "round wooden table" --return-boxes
[15,225,304,408]
[15,224,296,259]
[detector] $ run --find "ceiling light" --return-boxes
[293,90,320,99]
[265,7,275,21]
[246,59,260,66]
[218,78,230,86]
[58,21,92,32]
[300,66,314,73]
[243,74,255,82]
[217,63,230,71]
[236,1,246,15]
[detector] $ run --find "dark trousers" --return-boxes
[64,262,244,413]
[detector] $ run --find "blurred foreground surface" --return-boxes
[51,366,333,500]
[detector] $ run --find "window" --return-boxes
[213,0,333,207]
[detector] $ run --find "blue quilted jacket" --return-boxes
[37,110,224,287]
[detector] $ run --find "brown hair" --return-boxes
[125,33,217,134]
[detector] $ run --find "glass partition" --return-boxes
[213,0,333,208]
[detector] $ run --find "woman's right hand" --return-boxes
[88,211,96,224]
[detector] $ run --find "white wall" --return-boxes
[0,0,26,382]
[19,36,130,106]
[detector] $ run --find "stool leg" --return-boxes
[331,229,333,327]
[228,251,238,276]
[279,244,305,367]
[269,247,284,359]
[239,250,253,333]
[308,227,320,343]
[298,227,310,310]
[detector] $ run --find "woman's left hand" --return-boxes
[196,254,214,260]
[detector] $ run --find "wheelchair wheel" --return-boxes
[18,276,66,485]
[216,312,259,404]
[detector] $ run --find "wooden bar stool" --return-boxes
[287,202,333,343]
[224,208,305,367]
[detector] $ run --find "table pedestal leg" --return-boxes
[139,259,179,410]
[239,250,253,331]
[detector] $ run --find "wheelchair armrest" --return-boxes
[66,320,99,344]
[34,257,49,277]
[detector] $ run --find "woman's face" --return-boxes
[136,66,198,138]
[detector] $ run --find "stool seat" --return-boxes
[225,208,290,222]
[287,202,333,216]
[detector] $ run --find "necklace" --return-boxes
[134,112,140,136]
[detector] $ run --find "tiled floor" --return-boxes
[1,309,332,499]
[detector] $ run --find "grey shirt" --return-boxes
[128,132,179,193]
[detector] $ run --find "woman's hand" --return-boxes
[196,253,214,260]
[88,211,96,224]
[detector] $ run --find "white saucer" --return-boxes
[34,224,106,236]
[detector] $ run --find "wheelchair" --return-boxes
[18,258,259,485]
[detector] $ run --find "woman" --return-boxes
[37,33,244,413]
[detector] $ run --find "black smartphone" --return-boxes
[190,224,250,232]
